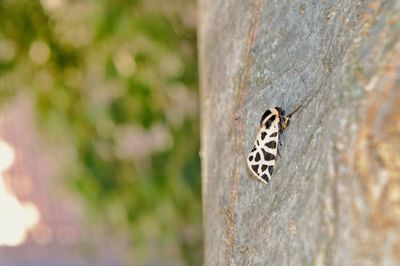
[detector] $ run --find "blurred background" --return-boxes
[0,0,201,265]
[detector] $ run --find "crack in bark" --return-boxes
[225,0,262,265]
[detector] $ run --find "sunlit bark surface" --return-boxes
[199,1,400,265]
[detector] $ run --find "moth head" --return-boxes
[274,106,285,116]
[281,117,290,129]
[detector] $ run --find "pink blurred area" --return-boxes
[0,97,128,266]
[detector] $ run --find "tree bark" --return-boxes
[199,1,400,265]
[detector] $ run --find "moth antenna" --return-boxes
[286,104,303,119]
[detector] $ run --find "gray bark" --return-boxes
[199,1,400,265]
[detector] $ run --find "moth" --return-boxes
[247,105,302,184]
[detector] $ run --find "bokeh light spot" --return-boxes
[29,40,50,65]
[0,39,17,63]
[0,140,40,247]
[113,49,136,77]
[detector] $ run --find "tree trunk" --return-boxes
[199,1,400,265]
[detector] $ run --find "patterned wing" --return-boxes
[247,122,279,183]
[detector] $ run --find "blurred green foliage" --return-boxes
[0,0,201,264]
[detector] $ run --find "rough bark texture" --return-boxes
[199,1,400,265]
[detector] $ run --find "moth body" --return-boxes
[247,105,301,184]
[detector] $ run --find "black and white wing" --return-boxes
[247,116,279,183]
